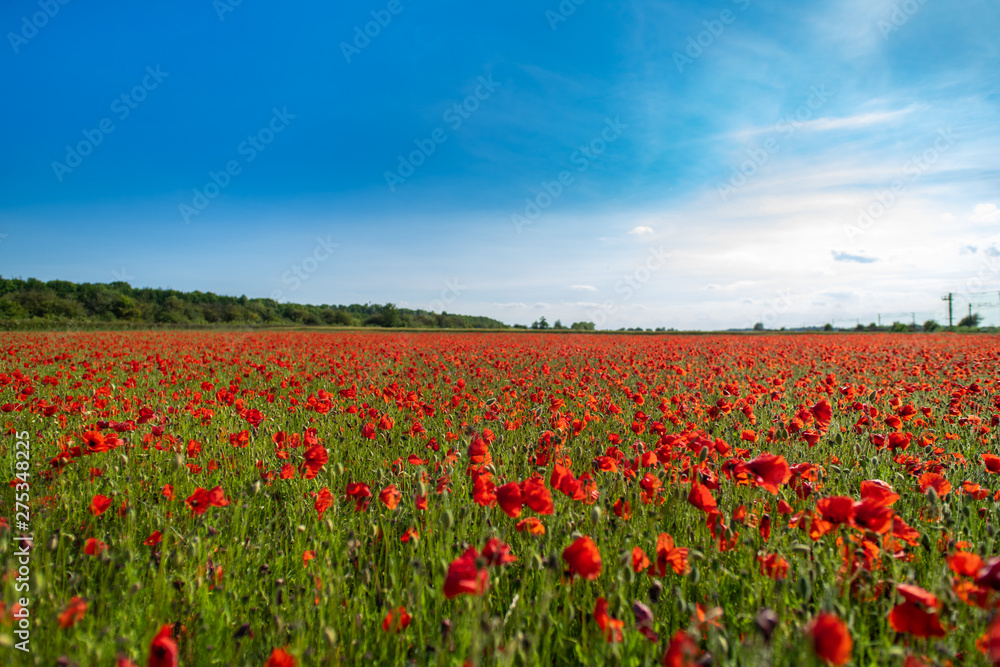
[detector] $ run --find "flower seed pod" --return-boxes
[648,580,663,604]
[755,608,778,643]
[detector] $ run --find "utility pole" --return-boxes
[941,293,953,327]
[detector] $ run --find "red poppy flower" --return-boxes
[759,514,772,542]
[811,399,832,432]
[90,494,113,516]
[948,552,984,578]
[481,538,517,566]
[472,473,497,507]
[562,535,602,580]
[382,606,412,633]
[897,584,938,609]
[302,550,316,567]
[687,483,717,513]
[632,546,650,573]
[496,482,522,518]
[207,486,229,508]
[662,630,699,667]
[982,453,1000,474]
[379,484,402,510]
[816,496,855,525]
[653,533,689,576]
[345,482,371,512]
[443,547,489,599]
[521,476,554,515]
[314,487,334,517]
[758,553,789,580]
[84,538,107,555]
[918,472,951,496]
[148,624,178,667]
[891,516,920,546]
[515,517,545,535]
[983,614,1000,665]
[185,488,210,515]
[614,497,632,520]
[852,497,893,534]
[808,613,852,665]
[264,647,296,667]
[741,453,791,495]
[860,479,899,506]
[468,436,490,464]
[300,443,328,479]
[888,602,946,637]
[593,597,623,643]
[58,596,87,629]
[143,530,163,546]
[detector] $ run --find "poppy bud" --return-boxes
[697,446,709,462]
[48,534,58,551]
[323,627,337,649]
[335,462,344,476]
[924,486,939,504]
[441,510,454,531]
[590,506,603,525]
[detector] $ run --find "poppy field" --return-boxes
[2,330,1000,666]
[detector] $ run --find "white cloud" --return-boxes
[971,203,1000,223]
[571,284,597,292]
[628,225,654,236]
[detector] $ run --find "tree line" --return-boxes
[0,278,510,329]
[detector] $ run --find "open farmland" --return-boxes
[2,331,1000,666]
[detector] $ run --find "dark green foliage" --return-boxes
[0,277,509,329]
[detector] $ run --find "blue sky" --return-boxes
[1,0,998,329]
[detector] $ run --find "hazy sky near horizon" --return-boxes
[1,0,999,329]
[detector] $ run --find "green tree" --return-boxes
[958,313,982,328]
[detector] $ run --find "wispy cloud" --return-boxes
[832,251,877,264]
[571,284,597,292]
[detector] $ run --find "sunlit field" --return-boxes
[2,331,1000,666]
